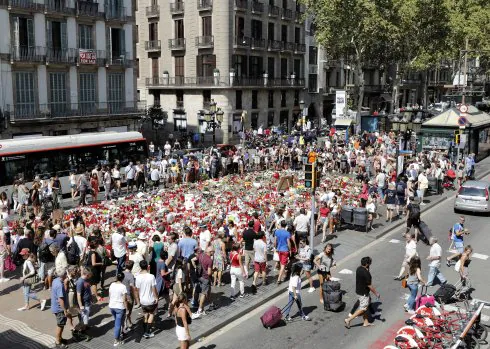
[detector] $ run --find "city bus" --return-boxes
[0,131,148,196]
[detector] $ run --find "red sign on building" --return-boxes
[79,49,96,64]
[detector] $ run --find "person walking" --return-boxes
[75,267,93,338]
[314,243,336,304]
[344,257,380,329]
[135,260,158,339]
[174,293,192,349]
[426,237,446,287]
[112,227,127,276]
[229,244,246,300]
[252,231,268,289]
[51,268,69,348]
[447,216,469,266]
[384,182,397,222]
[404,256,426,314]
[417,171,428,205]
[274,220,293,284]
[283,263,311,321]
[211,231,226,287]
[297,237,315,293]
[109,272,129,347]
[395,233,418,280]
[457,245,473,287]
[18,249,46,311]
[242,220,258,278]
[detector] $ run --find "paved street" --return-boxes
[1,157,490,349]
[194,174,490,349]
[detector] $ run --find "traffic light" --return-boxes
[454,130,461,144]
[304,163,321,190]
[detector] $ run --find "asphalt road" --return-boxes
[194,174,490,349]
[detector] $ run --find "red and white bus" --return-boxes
[0,131,148,195]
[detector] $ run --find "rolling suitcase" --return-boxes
[323,280,345,312]
[418,221,432,245]
[260,298,294,329]
[415,286,435,309]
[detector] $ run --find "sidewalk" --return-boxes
[2,156,490,349]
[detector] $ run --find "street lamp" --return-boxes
[205,99,223,145]
[299,100,306,131]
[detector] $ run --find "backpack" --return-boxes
[39,241,54,263]
[66,237,81,265]
[396,183,405,195]
[409,203,421,221]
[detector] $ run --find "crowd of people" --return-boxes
[0,127,479,348]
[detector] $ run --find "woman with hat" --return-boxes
[18,248,46,311]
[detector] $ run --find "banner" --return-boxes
[335,90,346,118]
[79,49,96,64]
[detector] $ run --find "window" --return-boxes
[152,58,159,78]
[267,57,274,78]
[267,111,274,126]
[49,72,67,116]
[135,25,139,43]
[251,20,262,39]
[268,90,274,108]
[79,73,96,113]
[203,90,211,108]
[268,22,275,41]
[249,56,263,78]
[252,90,258,109]
[78,24,93,49]
[14,72,35,116]
[202,16,212,36]
[175,19,184,38]
[136,58,140,78]
[280,110,288,128]
[108,73,124,112]
[294,59,301,77]
[174,116,187,131]
[235,16,244,38]
[236,90,243,109]
[175,56,184,83]
[281,90,286,107]
[294,27,300,44]
[232,113,241,134]
[281,25,287,42]
[251,112,259,129]
[196,54,216,77]
[149,22,158,41]
[176,90,184,108]
[281,58,288,78]
[11,17,34,50]
[47,20,67,50]
[294,90,299,106]
[308,74,317,92]
[309,46,318,64]
[282,0,287,9]
[233,55,247,77]
[108,27,126,59]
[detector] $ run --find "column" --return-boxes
[69,67,78,107]
[98,67,107,104]
[67,18,77,49]
[125,67,134,106]
[38,65,48,106]
[34,13,46,47]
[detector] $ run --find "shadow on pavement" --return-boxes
[0,329,51,348]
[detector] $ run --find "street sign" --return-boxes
[458,116,468,126]
[459,104,468,113]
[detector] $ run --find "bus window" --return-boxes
[0,155,28,185]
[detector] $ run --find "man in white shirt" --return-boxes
[136,234,148,261]
[252,232,267,289]
[199,225,211,252]
[111,227,127,275]
[103,167,112,201]
[164,141,172,156]
[125,162,136,194]
[293,208,309,238]
[376,170,387,201]
[417,172,429,205]
[135,260,158,338]
[150,166,160,188]
[395,232,417,280]
[426,237,446,286]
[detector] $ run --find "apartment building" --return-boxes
[137,0,306,144]
[0,0,141,138]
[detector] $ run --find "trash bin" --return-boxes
[353,207,368,228]
[341,205,353,224]
[427,176,438,194]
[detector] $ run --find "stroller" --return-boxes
[442,169,456,191]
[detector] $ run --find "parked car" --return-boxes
[454,180,490,214]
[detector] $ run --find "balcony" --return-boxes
[234,36,251,48]
[6,0,39,11]
[281,41,294,52]
[76,0,101,17]
[251,1,263,13]
[268,4,279,16]
[197,0,212,11]
[251,38,265,50]
[234,0,247,11]
[6,101,146,122]
[294,43,306,53]
[46,47,78,64]
[169,38,186,50]
[105,6,126,20]
[169,1,184,15]
[281,8,293,20]
[146,75,305,88]
[145,4,159,17]
[145,40,161,52]
[364,84,386,93]
[44,0,75,15]
[309,64,318,75]
[267,39,281,51]
[195,35,214,48]
[106,52,132,67]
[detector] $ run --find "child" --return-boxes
[283,263,311,321]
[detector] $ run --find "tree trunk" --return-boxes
[356,59,364,134]
[422,70,428,107]
[390,62,400,114]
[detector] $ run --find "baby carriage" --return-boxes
[442,169,456,191]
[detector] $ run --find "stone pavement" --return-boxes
[2,156,490,349]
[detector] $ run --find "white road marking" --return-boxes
[330,277,342,282]
[389,239,401,244]
[472,253,489,260]
[338,269,353,275]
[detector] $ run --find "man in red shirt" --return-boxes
[252,212,262,233]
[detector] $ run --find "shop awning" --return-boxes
[334,118,353,127]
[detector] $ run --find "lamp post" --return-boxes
[205,99,224,145]
[299,100,306,132]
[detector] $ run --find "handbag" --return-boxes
[273,251,280,262]
[401,278,407,288]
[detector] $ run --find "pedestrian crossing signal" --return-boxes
[304,163,320,189]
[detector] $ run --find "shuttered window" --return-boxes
[79,24,94,49]
[14,72,35,116]
[108,73,124,112]
[49,72,67,116]
[79,73,96,113]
